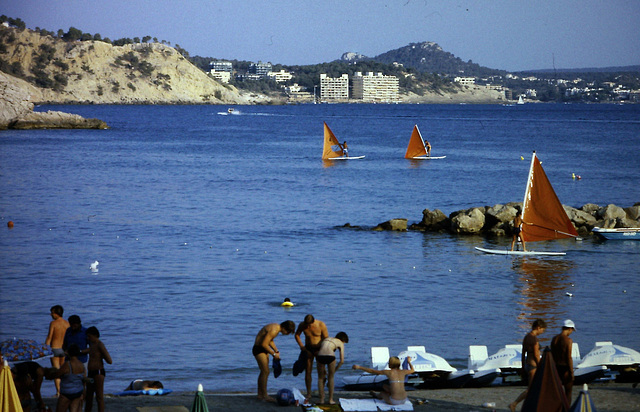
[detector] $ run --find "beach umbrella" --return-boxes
[0,338,52,363]
[1,361,23,412]
[522,348,569,412]
[569,384,598,412]
[190,384,209,412]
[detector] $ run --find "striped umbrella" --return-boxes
[569,384,598,412]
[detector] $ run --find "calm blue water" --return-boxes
[1,103,639,395]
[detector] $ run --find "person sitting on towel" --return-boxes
[352,356,414,406]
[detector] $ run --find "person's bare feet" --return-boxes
[257,395,276,403]
[329,399,336,405]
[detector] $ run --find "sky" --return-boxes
[4,0,639,72]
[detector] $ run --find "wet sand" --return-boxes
[37,382,638,411]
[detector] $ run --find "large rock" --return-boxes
[373,218,407,231]
[450,207,485,234]
[570,209,598,227]
[0,71,35,129]
[624,205,640,221]
[417,208,450,231]
[485,204,517,224]
[9,110,108,129]
[597,204,626,221]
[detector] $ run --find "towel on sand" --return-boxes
[339,398,413,411]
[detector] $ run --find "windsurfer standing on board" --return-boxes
[511,211,526,251]
[424,140,431,157]
[342,141,348,157]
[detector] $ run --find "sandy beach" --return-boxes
[33,383,638,412]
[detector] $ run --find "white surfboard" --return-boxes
[474,247,566,256]
[329,156,365,160]
[411,155,446,160]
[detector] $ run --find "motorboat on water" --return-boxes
[342,346,473,390]
[577,341,640,384]
[592,227,640,240]
[469,343,607,385]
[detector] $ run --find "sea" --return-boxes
[1,103,639,396]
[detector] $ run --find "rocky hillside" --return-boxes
[0,25,266,105]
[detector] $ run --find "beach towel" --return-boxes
[339,398,413,411]
[273,357,282,378]
[116,389,173,396]
[293,350,307,376]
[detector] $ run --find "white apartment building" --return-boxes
[454,76,476,85]
[210,70,231,83]
[266,69,293,83]
[351,72,399,102]
[320,74,349,101]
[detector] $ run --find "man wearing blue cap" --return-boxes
[551,319,576,399]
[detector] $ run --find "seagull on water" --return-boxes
[90,261,99,272]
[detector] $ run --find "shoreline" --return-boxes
[33,383,638,411]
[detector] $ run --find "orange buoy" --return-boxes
[7,221,14,228]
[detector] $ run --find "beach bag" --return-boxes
[276,388,296,406]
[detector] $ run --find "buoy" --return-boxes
[7,221,14,228]
[281,298,294,307]
[572,173,576,179]
[520,156,524,160]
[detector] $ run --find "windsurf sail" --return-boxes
[404,125,428,158]
[521,152,579,242]
[322,122,344,160]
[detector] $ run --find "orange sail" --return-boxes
[521,152,578,242]
[322,122,344,160]
[404,125,427,158]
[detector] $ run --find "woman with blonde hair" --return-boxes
[352,356,414,405]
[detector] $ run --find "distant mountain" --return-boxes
[341,41,505,77]
[519,65,640,74]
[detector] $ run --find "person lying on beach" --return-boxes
[316,332,348,405]
[253,320,296,402]
[124,380,164,391]
[352,356,414,406]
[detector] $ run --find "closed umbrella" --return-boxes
[522,348,569,412]
[569,384,598,412]
[1,360,23,412]
[190,384,209,412]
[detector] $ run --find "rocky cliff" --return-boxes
[0,26,265,105]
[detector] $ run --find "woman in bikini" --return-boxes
[46,343,85,412]
[352,356,414,406]
[85,326,112,412]
[316,332,349,404]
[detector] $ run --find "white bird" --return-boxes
[90,261,99,271]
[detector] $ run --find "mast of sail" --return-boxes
[405,125,427,159]
[521,151,578,242]
[322,122,344,160]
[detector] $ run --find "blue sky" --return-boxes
[4,0,639,71]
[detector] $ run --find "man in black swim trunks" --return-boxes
[295,314,328,399]
[253,320,295,402]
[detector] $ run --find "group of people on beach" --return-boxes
[509,318,577,412]
[7,305,112,412]
[253,314,413,406]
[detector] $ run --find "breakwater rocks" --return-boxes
[8,110,108,130]
[371,203,640,237]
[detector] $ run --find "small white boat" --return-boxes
[577,341,640,384]
[592,227,640,241]
[469,343,607,385]
[397,346,474,389]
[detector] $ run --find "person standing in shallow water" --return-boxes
[509,318,546,412]
[295,314,329,399]
[253,320,295,402]
[45,304,70,397]
[551,319,576,400]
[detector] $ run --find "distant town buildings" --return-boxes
[320,74,349,101]
[454,76,476,85]
[266,69,293,83]
[209,60,233,83]
[249,61,272,76]
[351,72,399,102]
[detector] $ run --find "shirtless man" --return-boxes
[316,332,348,405]
[509,318,546,412]
[352,356,414,406]
[295,314,328,398]
[253,320,295,402]
[45,304,70,397]
[551,320,576,400]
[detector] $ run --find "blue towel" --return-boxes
[273,357,282,378]
[292,350,307,376]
